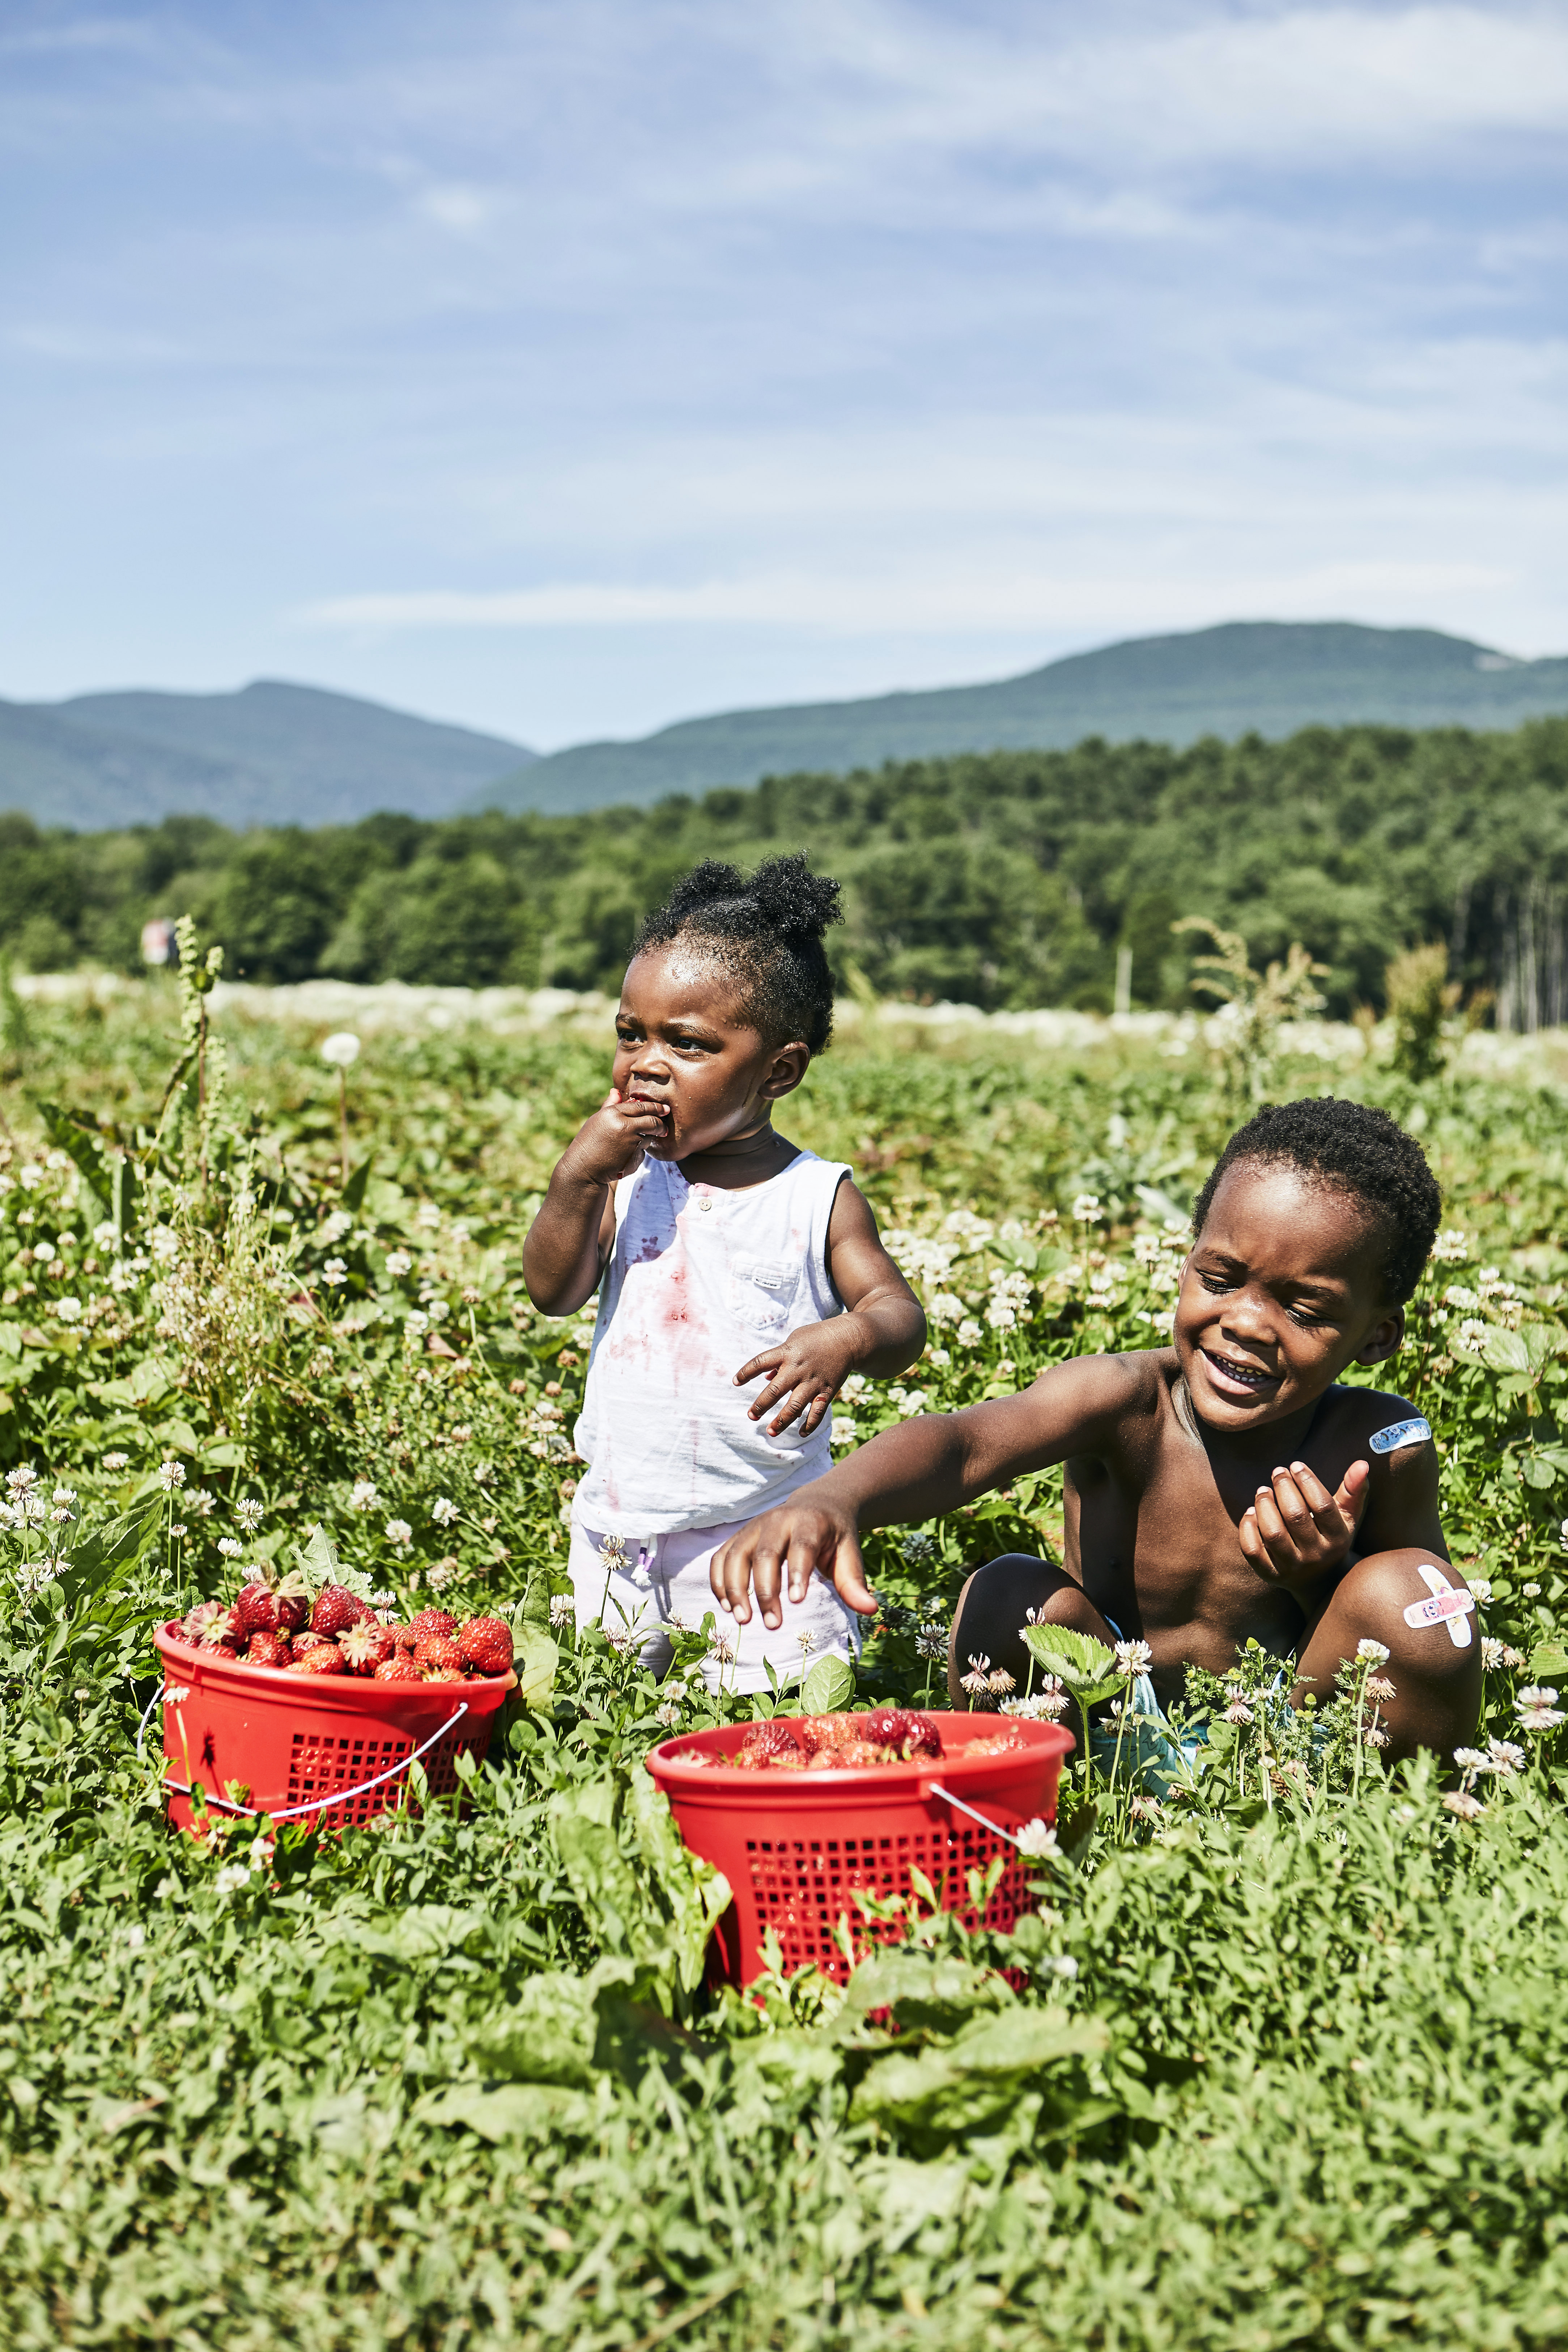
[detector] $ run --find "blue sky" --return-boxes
[4,0,1566,749]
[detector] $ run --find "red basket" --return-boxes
[646,1710,1073,1985]
[149,1623,514,1833]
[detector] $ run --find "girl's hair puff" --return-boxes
[631,854,842,1053]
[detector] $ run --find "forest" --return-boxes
[3,714,1566,1021]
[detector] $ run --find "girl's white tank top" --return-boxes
[571,1148,851,1536]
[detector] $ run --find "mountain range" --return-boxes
[3,621,1566,833]
[0,680,534,831]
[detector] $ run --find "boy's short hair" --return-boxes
[1191,1098,1441,1305]
[632,853,841,1053]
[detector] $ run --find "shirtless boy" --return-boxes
[710,1097,1481,1763]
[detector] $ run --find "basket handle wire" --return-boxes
[925,1779,1041,1850]
[137,1680,471,1822]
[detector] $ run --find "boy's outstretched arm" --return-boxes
[734,1180,926,1436]
[523,1088,671,1315]
[711,1351,1141,1628]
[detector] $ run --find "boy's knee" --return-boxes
[948,1554,1104,1702]
[1338,1549,1473,1665]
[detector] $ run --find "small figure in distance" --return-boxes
[523,854,926,1691]
[710,1098,1480,1764]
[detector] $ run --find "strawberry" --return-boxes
[232,1565,310,1636]
[739,1721,801,1762]
[836,1740,887,1767]
[407,1608,458,1646]
[863,1707,913,1748]
[181,1599,226,1642]
[245,1630,293,1669]
[796,1712,859,1753]
[339,1620,394,1677]
[901,1712,941,1759]
[373,1655,424,1683]
[310,1584,370,1637]
[422,1665,467,1684]
[456,1616,513,1677]
[414,1634,465,1673]
[197,1608,240,1651]
[288,1643,348,1676]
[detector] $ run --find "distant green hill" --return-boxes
[0,680,533,829]
[471,620,1568,815]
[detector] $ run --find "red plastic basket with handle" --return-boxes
[148,1623,514,1833]
[646,1710,1073,1985]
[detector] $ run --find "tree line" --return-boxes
[3,716,1566,1021]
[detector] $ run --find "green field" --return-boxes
[2,969,1567,2349]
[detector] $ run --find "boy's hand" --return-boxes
[561,1087,671,1188]
[710,1497,878,1630]
[734,1319,861,1437]
[1239,1458,1370,1591]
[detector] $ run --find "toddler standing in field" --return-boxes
[523,856,926,1691]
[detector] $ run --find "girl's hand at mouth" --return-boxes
[1238,1457,1369,1591]
[564,1087,673,1187]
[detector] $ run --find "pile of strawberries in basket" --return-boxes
[178,1576,514,1683]
[731,1708,943,1771]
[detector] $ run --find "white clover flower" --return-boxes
[426,1297,449,1321]
[1442,1790,1486,1821]
[385,1518,413,1552]
[960,1652,993,1697]
[1430,1228,1470,1263]
[829,1415,859,1447]
[52,1485,76,1506]
[598,1532,628,1570]
[1453,1319,1489,1356]
[1046,1954,1079,1978]
[216,1537,245,1559]
[1071,1193,1103,1226]
[1515,1686,1565,1732]
[1468,1579,1492,1607]
[235,1498,264,1531]
[1524,1581,1543,1598]
[50,1296,82,1324]
[926,1292,965,1326]
[158,1461,186,1492]
[797,1627,816,1655]
[403,1312,430,1340]
[320,1031,361,1068]
[426,1560,457,1591]
[1356,1639,1391,1664]
[1442,1284,1480,1312]
[416,1203,441,1231]
[1452,1745,1487,1775]
[186,1488,216,1518]
[6,1466,38,1495]
[101,1452,129,1472]
[430,1495,460,1528]
[213,1863,251,1897]
[1223,1698,1254,1725]
[895,1390,929,1418]
[1114,1638,1153,1677]
[549,1593,575,1630]
[350,1479,379,1511]
[1483,1738,1527,1776]
[1365,1676,1397,1703]
[654,1701,683,1728]
[955,1319,984,1349]
[321,1258,348,1288]
[987,1667,1016,1695]
[707,1630,736,1666]
[385,1250,413,1278]
[31,1238,56,1264]
[915,1623,947,1661]
[1014,1818,1060,1859]
[93,1220,118,1251]
[1363,1725,1390,1750]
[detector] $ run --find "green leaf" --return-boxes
[801,1653,855,1715]
[1022,1623,1123,1705]
[422,2081,593,2143]
[342,1151,374,1213]
[514,1624,560,1708]
[1483,1326,1531,1375]
[849,2009,1112,2155]
[1529,1643,1568,1682]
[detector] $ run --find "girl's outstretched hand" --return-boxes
[1239,1457,1370,1592]
[710,1498,879,1630]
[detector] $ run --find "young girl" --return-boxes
[523,855,926,1691]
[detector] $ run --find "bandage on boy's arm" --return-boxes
[711,1353,1141,1628]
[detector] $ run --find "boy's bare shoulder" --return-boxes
[1018,1344,1175,1444]
[1314,1380,1429,1448]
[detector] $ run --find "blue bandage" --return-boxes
[1369,1416,1431,1455]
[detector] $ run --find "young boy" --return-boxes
[709,1098,1481,1762]
[523,854,926,1690]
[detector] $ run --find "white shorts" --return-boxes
[567,1510,861,1696]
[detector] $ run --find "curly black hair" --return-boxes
[1190,1097,1441,1304]
[631,854,842,1053]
